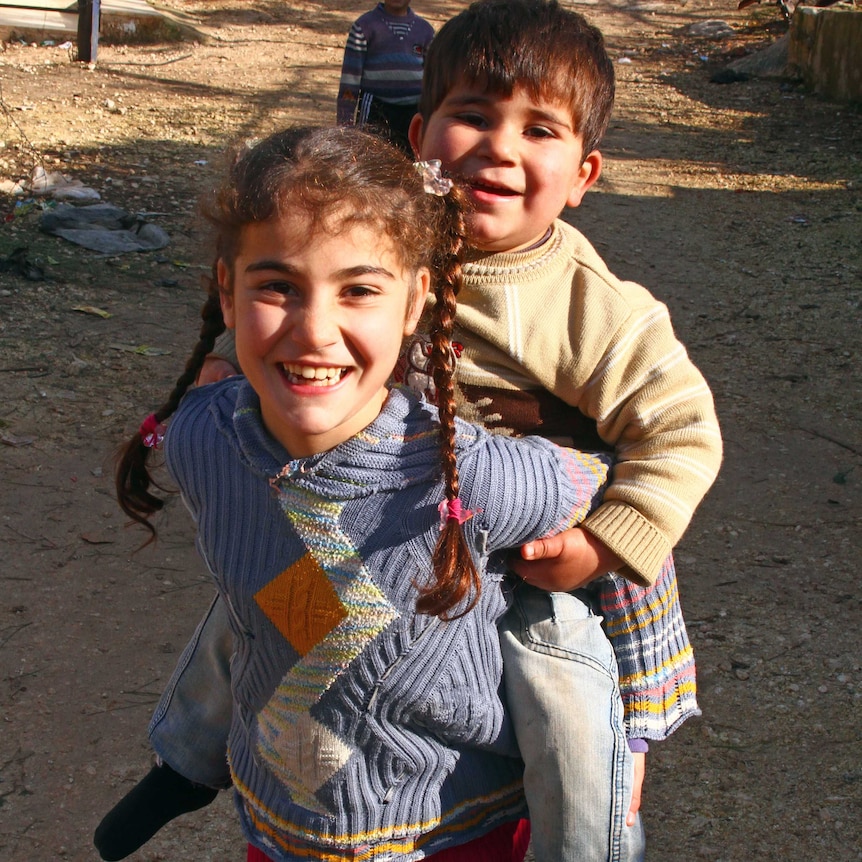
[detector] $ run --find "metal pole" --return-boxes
[76,0,101,63]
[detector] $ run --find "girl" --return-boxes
[113,126,611,862]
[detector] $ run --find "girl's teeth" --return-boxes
[285,364,343,383]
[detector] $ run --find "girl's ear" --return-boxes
[404,268,431,336]
[566,149,603,209]
[217,259,236,329]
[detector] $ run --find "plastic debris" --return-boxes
[27,166,101,201]
[686,20,735,40]
[40,203,170,254]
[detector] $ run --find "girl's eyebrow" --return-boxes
[244,260,396,280]
[336,265,397,280]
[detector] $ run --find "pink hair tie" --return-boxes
[438,497,476,529]
[139,413,166,449]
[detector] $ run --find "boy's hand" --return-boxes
[510,527,622,591]
[197,356,239,386]
[627,752,645,826]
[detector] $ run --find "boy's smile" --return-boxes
[219,215,428,458]
[410,83,602,253]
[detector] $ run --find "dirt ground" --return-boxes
[0,1,860,860]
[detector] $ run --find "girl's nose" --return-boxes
[292,302,338,349]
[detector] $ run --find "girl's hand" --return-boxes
[627,751,645,826]
[510,527,622,591]
[197,356,239,386]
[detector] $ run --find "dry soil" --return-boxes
[0,1,860,860]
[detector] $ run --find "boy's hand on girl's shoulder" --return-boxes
[511,527,622,591]
[197,356,239,386]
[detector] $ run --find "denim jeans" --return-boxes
[499,583,646,862]
[149,594,234,788]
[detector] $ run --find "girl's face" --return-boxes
[219,213,429,458]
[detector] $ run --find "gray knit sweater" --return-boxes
[165,380,610,861]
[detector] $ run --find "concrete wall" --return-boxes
[788,4,862,104]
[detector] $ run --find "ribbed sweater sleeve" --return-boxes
[458,434,611,551]
[337,20,366,124]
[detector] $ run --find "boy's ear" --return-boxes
[217,259,236,329]
[404,268,431,336]
[566,150,603,209]
[407,113,424,159]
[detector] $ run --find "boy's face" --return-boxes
[383,0,411,14]
[409,82,601,253]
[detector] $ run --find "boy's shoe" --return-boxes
[93,761,219,860]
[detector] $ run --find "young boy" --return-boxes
[336,1,435,154]
[95,3,721,861]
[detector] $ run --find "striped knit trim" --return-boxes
[595,561,700,739]
[601,572,684,639]
[623,676,701,740]
[557,449,610,529]
[233,770,525,858]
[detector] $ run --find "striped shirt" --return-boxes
[336,3,434,124]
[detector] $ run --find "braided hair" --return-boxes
[116,125,478,618]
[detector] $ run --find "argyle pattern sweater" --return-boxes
[336,3,434,124]
[165,381,611,861]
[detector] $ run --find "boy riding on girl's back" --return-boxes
[404,4,721,857]
[94,3,721,861]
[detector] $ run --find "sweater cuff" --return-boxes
[583,502,670,586]
[628,739,649,754]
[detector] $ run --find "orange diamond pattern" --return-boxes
[255,553,347,657]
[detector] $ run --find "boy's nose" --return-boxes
[479,125,518,164]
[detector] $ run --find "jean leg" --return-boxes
[499,583,645,862]
[148,593,234,788]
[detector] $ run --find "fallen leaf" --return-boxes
[109,343,172,356]
[80,533,115,545]
[1,432,35,447]
[73,305,112,319]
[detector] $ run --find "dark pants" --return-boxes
[362,98,419,156]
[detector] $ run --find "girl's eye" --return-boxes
[344,284,377,298]
[258,279,297,295]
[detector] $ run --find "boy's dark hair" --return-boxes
[419,0,615,156]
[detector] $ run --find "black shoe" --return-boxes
[94,761,219,860]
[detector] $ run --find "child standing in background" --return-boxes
[110,124,620,862]
[336,1,434,153]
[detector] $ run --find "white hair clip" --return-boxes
[414,159,453,196]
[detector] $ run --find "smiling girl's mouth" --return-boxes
[281,364,346,386]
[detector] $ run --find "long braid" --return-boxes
[115,273,225,538]
[415,188,480,620]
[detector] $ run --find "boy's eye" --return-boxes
[525,125,556,139]
[455,112,487,129]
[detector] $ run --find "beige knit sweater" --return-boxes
[437,220,723,584]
